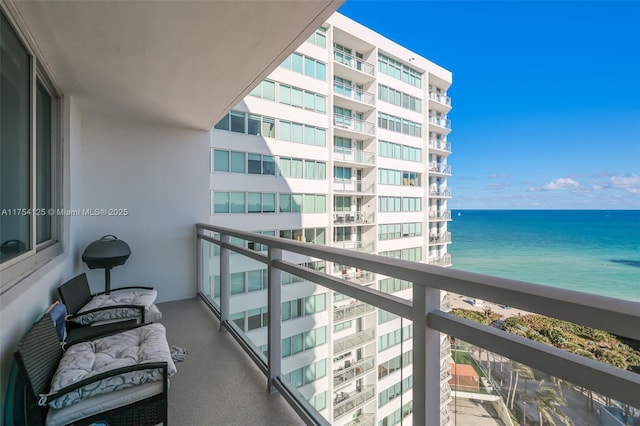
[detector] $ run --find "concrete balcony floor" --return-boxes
[158,298,304,425]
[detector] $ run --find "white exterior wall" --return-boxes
[209,11,453,425]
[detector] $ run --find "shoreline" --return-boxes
[448,293,532,319]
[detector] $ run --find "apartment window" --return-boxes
[378,325,413,353]
[281,52,325,81]
[334,196,351,212]
[379,277,413,294]
[212,192,245,214]
[279,84,326,114]
[378,351,413,380]
[279,194,302,213]
[308,392,327,412]
[305,160,326,180]
[379,168,421,187]
[306,27,326,48]
[278,157,304,179]
[1,10,61,287]
[378,140,421,162]
[378,84,422,112]
[378,112,421,137]
[379,247,422,262]
[247,192,275,213]
[379,222,422,241]
[284,359,327,388]
[334,320,352,332]
[378,53,422,88]
[282,327,327,358]
[334,136,352,153]
[249,80,276,101]
[334,166,351,180]
[247,154,275,176]
[379,196,422,212]
[212,149,247,173]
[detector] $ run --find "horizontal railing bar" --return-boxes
[272,377,331,426]
[429,311,640,408]
[198,234,221,246]
[196,224,639,340]
[273,259,413,319]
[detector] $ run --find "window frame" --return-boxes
[1,6,63,294]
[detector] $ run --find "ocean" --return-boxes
[447,210,640,301]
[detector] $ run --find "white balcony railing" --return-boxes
[196,223,640,426]
[333,49,375,76]
[428,139,452,153]
[333,80,375,105]
[333,178,376,194]
[429,254,452,267]
[332,240,374,253]
[345,413,375,426]
[333,147,376,165]
[429,232,452,245]
[333,114,376,135]
[333,356,375,386]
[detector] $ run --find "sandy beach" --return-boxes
[448,292,532,319]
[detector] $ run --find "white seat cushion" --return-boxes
[48,323,176,410]
[71,288,158,325]
[89,303,162,326]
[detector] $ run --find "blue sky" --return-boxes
[338,1,640,209]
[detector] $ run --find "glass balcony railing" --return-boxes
[332,240,375,253]
[428,91,452,107]
[429,232,452,245]
[333,80,375,105]
[334,301,375,322]
[428,139,452,153]
[333,356,375,387]
[428,115,452,129]
[196,223,640,426]
[345,413,375,426]
[429,254,452,267]
[333,385,376,420]
[333,178,376,194]
[333,49,375,76]
[333,114,376,135]
[429,162,452,175]
[333,211,375,225]
[333,146,376,165]
[428,210,452,221]
[429,186,452,197]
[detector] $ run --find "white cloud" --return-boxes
[610,174,640,194]
[542,178,580,190]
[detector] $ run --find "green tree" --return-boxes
[535,381,573,425]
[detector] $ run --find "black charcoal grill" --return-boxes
[82,235,131,293]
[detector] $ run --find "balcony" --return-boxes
[333,211,375,225]
[429,232,452,245]
[345,413,375,426]
[428,138,452,154]
[333,328,376,354]
[428,254,452,267]
[195,224,640,425]
[340,270,376,286]
[428,115,452,130]
[428,91,452,109]
[333,48,375,77]
[333,147,376,166]
[333,301,375,322]
[332,240,375,253]
[429,186,452,198]
[333,80,376,107]
[333,356,376,387]
[333,178,376,194]
[428,210,452,221]
[428,162,452,176]
[333,385,376,420]
[333,114,376,136]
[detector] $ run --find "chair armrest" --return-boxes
[39,362,168,406]
[93,286,154,296]
[65,320,143,347]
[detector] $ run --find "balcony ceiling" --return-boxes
[12,0,343,130]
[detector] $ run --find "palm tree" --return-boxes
[509,362,534,410]
[534,382,573,425]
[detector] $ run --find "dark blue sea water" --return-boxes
[448,210,640,301]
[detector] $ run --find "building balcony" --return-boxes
[428,138,452,154]
[333,385,376,420]
[333,211,375,226]
[339,270,377,286]
[333,147,376,166]
[333,356,376,387]
[333,178,376,194]
[428,115,452,130]
[428,254,452,267]
[333,48,375,78]
[333,80,376,107]
[429,232,452,245]
[334,301,375,322]
[429,186,452,198]
[333,114,376,137]
[345,413,375,426]
[332,240,375,253]
[428,210,452,221]
[428,162,452,176]
[333,328,376,355]
[428,91,452,110]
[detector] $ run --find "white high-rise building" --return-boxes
[209,12,453,426]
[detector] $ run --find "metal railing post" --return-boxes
[196,231,202,295]
[413,284,441,426]
[219,234,230,331]
[268,247,282,393]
